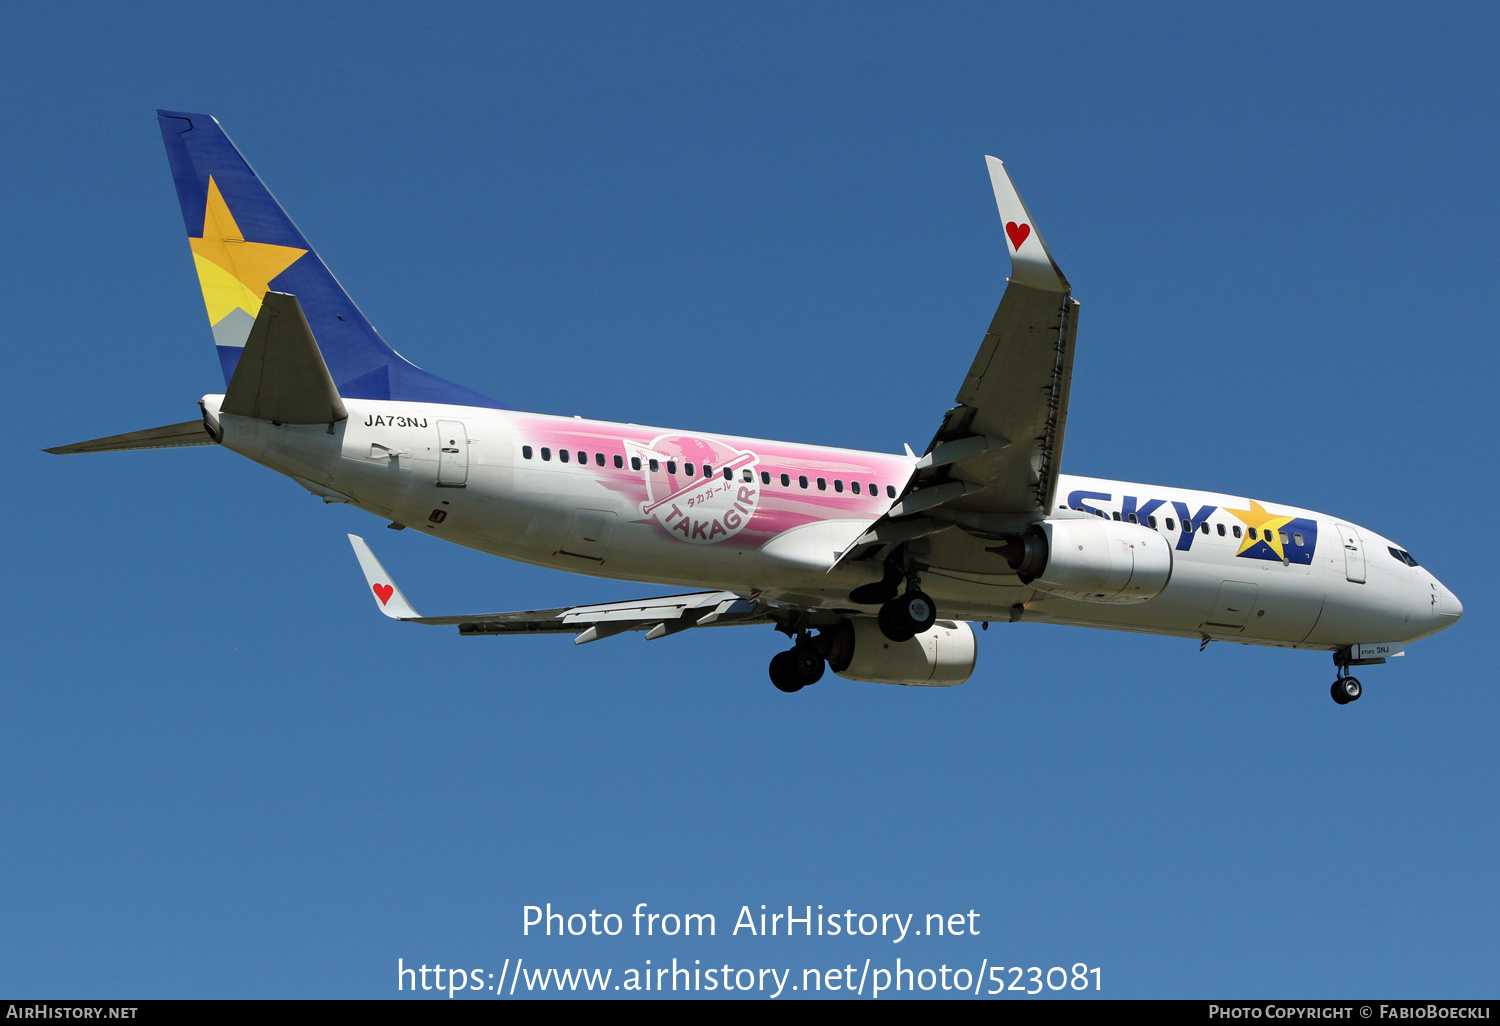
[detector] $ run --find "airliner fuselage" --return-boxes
[209,396,1461,656]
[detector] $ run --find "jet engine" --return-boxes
[821,617,976,686]
[991,518,1173,604]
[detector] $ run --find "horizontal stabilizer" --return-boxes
[222,292,348,425]
[44,420,214,455]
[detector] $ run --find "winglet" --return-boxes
[985,156,1069,293]
[348,534,422,619]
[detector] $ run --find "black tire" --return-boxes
[878,590,936,642]
[878,600,917,642]
[1331,677,1361,704]
[769,651,803,693]
[904,590,937,633]
[789,643,825,686]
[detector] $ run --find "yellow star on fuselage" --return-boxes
[1224,499,1296,560]
[188,176,307,326]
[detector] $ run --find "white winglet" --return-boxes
[347,534,422,619]
[985,156,1069,293]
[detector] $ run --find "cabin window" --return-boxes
[522,445,533,460]
[541,447,551,461]
[1148,516,1158,529]
[780,473,790,487]
[649,459,659,472]
[1232,525,1241,538]
[631,456,642,471]
[886,485,896,498]
[685,462,695,477]
[724,468,733,480]
[595,453,604,466]
[761,471,770,484]
[1201,522,1209,535]
[1217,523,1225,536]
[834,479,844,493]
[703,465,712,477]
[799,476,809,489]
[558,448,570,463]
[1248,528,1257,540]
[1165,518,1175,531]
[614,454,624,468]
[577,451,586,464]
[852,481,862,495]
[1127,513,1138,524]
[1294,532,1305,546]
[817,478,827,491]
[1112,511,1121,521]
[666,461,677,474]
[1278,531,1289,545]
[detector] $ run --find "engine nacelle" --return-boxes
[822,617,976,686]
[995,518,1173,604]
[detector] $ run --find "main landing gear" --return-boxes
[878,589,937,642]
[849,552,941,644]
[769,640,825,693]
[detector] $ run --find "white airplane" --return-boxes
[49,110,1461,704]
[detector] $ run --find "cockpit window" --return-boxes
[1388,546,1420,567]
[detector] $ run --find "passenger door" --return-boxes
[1335,522,1366,583]
[436,420,469,487]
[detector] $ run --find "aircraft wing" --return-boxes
[841,158,1078,563]
[348,535,769,643]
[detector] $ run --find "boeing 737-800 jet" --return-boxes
[48,111,1462,704]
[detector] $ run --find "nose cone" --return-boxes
[1434,580,1463,624]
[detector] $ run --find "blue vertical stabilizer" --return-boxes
[157,110,504,409]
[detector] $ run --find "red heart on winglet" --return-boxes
[1005,221,1031,250]
[373,583,394,605]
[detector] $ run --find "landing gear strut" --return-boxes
[878,588,937,642]
[769,639,825,693]
[1330,650,1367,705]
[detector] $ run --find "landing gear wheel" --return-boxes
[769,645,825,692]
[1331,676,1362,705]
[878,590,937,642]
[769,651,802,692]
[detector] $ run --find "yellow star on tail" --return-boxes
[188,177,307,326]
[1224,499,1296,560]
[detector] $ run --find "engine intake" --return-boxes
[995,518,1173,604]
[820,617,975,686]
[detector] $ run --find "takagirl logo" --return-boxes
[631,434,760,544]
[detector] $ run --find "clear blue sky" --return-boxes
[4,1,1496,999]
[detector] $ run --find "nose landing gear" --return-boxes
[769,639,826,693]
[1331,676,1362,705]
[1330,648,1378,705]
